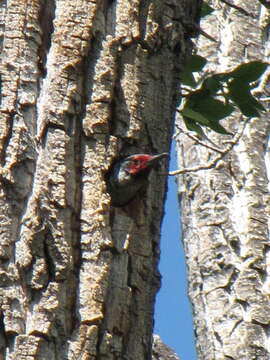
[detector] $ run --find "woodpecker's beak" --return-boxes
[146,153,169,167]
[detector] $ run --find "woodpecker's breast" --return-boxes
[108,168,148,207]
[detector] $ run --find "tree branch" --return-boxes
[193,23,217,42]
[169,119,248,176]
[174,124,224,154]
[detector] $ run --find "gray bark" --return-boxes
[152,335,180,360]
[0,0,200,359]
[177,1,270,359]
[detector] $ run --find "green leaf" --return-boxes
[188,55,207,72]
[185,92,234,121]
[228,61,268,83]
[207,121,232,135]
[182,110,231,135]
[191,97,234,121]
[182,107,210,126]
[183,116,206,137]
[228,79,261,117]
[201,2,215,17]
[201,75,223,94]
[182,97,233,135]
[252,97,266,112]
[181,71,197,87]
[185,89,210,105]
[181,55,207,87]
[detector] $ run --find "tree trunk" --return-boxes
[177,1,270,359]
[0,0,200,359]
[152,335,180,360]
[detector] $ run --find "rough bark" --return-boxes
[152,335,180,360]
[0,0,200,359]
[177,1,270,359]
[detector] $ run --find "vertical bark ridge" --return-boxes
[0,3,43,357]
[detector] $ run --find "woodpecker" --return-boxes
[107,153,168,207]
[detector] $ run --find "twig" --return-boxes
[199,28,217,42]
[174,124,224,154]
[193,24,217,43]
[181,87,192,93]
[259,97,270,102]
[169,119,248,176]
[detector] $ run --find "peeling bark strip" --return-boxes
[0,0,201,359]
[177,0,270,359]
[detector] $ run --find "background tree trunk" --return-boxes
[0,0,200,359]
[177,1,270,359]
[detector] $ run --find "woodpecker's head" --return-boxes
[110,152,168,189]
[107,152,168,206]
[120,153,168,176]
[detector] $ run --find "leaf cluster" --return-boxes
[180,55,268,137]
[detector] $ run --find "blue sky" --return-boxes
[154,145,197,360]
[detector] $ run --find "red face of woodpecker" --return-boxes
[124,153,169,177]
[126,154,155,175]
